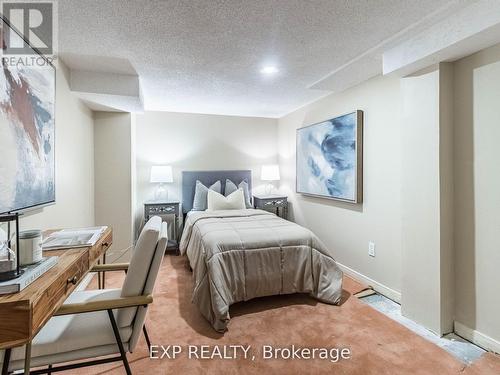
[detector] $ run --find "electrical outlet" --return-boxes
[368,242,375,257]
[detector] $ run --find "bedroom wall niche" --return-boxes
[19,61,95,231]
[278,74,403,300]
[134,111,279,237]
[94,112,136,262]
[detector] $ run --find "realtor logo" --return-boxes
[1,0,56,55]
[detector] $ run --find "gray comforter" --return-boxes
[179,209,343,332]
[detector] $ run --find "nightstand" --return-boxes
[144,200,180,252]
[253,195,288,220]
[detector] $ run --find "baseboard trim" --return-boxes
[337,262,402,303]
[454,321,500,354]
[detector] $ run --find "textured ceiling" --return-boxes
[58,0,468,117]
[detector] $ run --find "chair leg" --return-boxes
[143,325,152,352]
[107,310,132,375]
[2,348,11,375]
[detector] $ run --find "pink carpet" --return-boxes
[71,255,500,375]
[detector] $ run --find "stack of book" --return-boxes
[0,256,58,295]
[0,226,108,295]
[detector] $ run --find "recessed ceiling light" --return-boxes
[260,66,279,75]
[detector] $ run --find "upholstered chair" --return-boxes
[0,216,167,375]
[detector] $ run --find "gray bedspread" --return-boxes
[179,209,343,332]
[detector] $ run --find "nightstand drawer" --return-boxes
[145,204,179,217]
[253,195,288,220]
[262,199,287,207]
[144,201,181,254]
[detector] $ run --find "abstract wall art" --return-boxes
[0,19,56,214]
[296,111,363,203]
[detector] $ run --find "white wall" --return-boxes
[135,111,278,233]
[277,75,402,298]
[20,62,94,231]
[453,43,500,348]
[94,112,135,262]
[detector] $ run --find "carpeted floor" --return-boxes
[75,255,500,375]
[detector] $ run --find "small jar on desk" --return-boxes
[253,195,288,220]
[144,201,180,253]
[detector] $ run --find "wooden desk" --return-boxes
[0,228,112,372]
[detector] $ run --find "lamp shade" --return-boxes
[261,165,280,181]
[150,166,173,183]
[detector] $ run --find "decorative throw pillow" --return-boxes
[192,180,221,211]
[225,179,252,208]
[207,188,246,211]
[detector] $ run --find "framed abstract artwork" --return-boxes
[0,17,56,214]
[296,110,363,203]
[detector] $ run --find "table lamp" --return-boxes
[261,164,280,195]
[150,165,173,201]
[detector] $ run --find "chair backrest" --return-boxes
[128,220,168,350]
[117,216,167,329]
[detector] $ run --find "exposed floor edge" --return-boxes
[337,261,402,303]
[338,263,500,357]
[455,321,500,355]
[360,293,486,365]
[353,288,376,298]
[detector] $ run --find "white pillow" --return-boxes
[207,188,246,211]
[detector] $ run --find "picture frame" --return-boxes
[296,110,363,203]
[0,15,56,214]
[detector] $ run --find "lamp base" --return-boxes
[154,184,169,201]
[0,269,24,282]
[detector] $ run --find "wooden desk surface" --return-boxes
[0,227,112,350]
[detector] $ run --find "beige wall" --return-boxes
[454,43,500,345]
[400,68,441,332]
[400,64,454,335]
[94,112,135,262]
[277,75,403,298]
[17,41,499,349]
[20,62,94,231]
[135,111,278,234]
[439,63,455,335]
[277,44,500,345]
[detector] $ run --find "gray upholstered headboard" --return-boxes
[182,170,252,213]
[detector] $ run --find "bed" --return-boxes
[179,170,343,332]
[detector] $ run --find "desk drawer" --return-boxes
[32,252,89,332]
[89,231,112,264]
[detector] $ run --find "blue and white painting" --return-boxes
[296,111,362,202]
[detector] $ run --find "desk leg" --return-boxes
[102,252,106,289]
[24,341,31,374]
[2,348,11,375]
[174,215,177,242]
[174,215,179,255]
[97,259,102,289]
